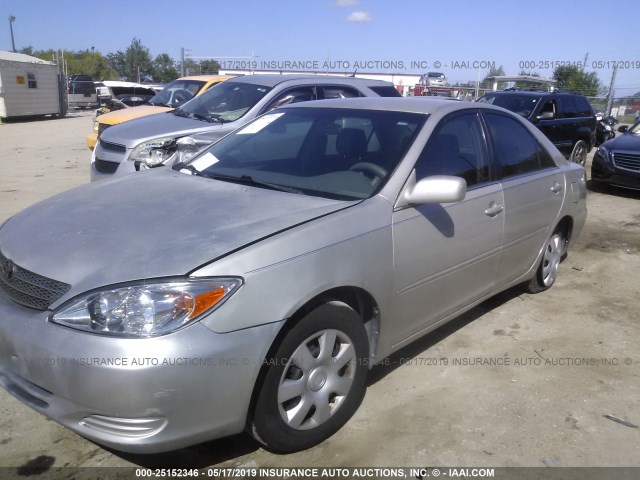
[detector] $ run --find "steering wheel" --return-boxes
[172,89,194,106]
[349,162,387,186]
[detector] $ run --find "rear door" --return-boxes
[482,111,565,286]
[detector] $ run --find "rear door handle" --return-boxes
[551,182,563,194]
[484,203,504,217]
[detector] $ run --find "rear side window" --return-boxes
[559,96,578,118]
[574,96,594,117]
[321,86,361,99]
[484,112,557,177]
[368,86,402,97]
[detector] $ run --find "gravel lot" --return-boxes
[0,113,638,474]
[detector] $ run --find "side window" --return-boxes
[27,72,37,89]
[414,112,490,187]
[575,97,594,117]
[538,99,556,118]
[320,86,361,99]
[484,112,557,177]
[263,87,316,112]
[559,96,577,118]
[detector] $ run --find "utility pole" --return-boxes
[181,48,185,76]
[606,64,618,117]
[8,15,16,52]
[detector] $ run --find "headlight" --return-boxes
[596,145,610,164]
[130,137,177,167]
[93,121,99,134]
[51,278,242,337]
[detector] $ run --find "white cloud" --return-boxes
[336,0,358,6]
[347,11,373,23]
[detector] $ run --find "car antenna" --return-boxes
[350,69,357,78]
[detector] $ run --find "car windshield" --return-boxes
[149,80,207,107]
[184,107,426,200]
[176,81,272,123]
[478,94,541,117]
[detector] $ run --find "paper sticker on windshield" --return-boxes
[191,152,219,171]
[237,112,284,135]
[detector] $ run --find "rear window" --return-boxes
[368,86,401,97]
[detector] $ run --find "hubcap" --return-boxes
[277,329,356,430]
[541,233,562,287]
[574,144,586,166]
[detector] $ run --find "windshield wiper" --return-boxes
[171,162,210,178]
[190,112,222,124]
[173,108,190,118]
[209,174,301,194]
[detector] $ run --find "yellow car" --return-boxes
[86,75,232,150]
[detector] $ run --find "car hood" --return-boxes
[98,105,174,126]
[0,169,355,305]
[604,133,640,150]
[100,111,232,148]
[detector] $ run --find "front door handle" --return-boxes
[551,182,563,194]
[484,203,504,217]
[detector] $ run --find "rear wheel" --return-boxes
[248,301,369,453]
[526,231,566,293]
[570,140,588,166]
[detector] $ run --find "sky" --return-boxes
[1,0,639,95]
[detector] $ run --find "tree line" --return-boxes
[19,38,220,84]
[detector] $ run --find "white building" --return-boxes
[0,51,62,118]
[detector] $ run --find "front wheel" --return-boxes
[570,140,588,166]
[526,231,566,293]
[248,301,369,453]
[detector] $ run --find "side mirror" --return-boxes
[536,111,555,120]
[404,175,467,205]
[618,125,629,133]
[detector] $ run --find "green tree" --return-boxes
[199,59,221,75]
[124,38,153,82]
[481,65,506,90]
[22,47,118,80]
[106,51,126,79]
[553,65,604,96]
[152,53,179,83]
[514,70,545,91]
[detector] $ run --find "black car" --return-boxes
[478,91,596,166]
[591,122,640,189]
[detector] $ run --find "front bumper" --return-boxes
[0,293,283,453]
[591,151,640,190]
[89,143,138,182]
[86,133,97,151]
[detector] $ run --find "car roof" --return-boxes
[280,97,486,115]
[224,74,394,88]
[178,75,234,81]
[485,90,585,98]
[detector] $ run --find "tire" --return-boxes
[248,301,369,453]
[570,140,588,167]
[526,230,566,293]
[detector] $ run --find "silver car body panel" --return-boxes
[0,97,586,452]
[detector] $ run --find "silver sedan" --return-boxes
[0,97,586,454]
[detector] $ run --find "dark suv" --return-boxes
[478,91,596,166]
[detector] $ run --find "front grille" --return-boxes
[612,152,640,172]
[99,139,126,153]
[94,158,119,174]
[0,250,71,311]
